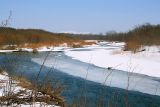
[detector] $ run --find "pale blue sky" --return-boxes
[0,0,160,33]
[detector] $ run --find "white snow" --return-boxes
[0,46,70,53]
[21,48,33,52]
[65,42,160,78]
[0,71,60,107]
[0,50,16,52]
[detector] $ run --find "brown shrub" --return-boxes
[12,76,31,89]
[124,41,141,53]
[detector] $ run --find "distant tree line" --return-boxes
[0,27,79,46]
[0,24,160,51]
[70,24,160,43]
[70,24,160,51]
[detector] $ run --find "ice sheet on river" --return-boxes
[32,51,160,96]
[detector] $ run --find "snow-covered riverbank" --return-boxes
[0,46,69,53]
[0,71,60,107]
[65,42,160,78]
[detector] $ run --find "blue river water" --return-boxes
[0,52,160,107]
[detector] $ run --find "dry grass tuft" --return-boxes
[12,76,32,89]
[124,41,141,53]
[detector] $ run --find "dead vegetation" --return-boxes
[0,73,65,106]
[0,27,96,50]
[12,76,31,89]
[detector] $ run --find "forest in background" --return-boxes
[70,24,160,51]
[0,24,160,51]
[0,27,80,45]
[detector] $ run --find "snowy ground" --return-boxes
[0,72,60,107]
[65,42,160,78]
[0,46,69,53]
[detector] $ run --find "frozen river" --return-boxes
[0,49,160,107]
